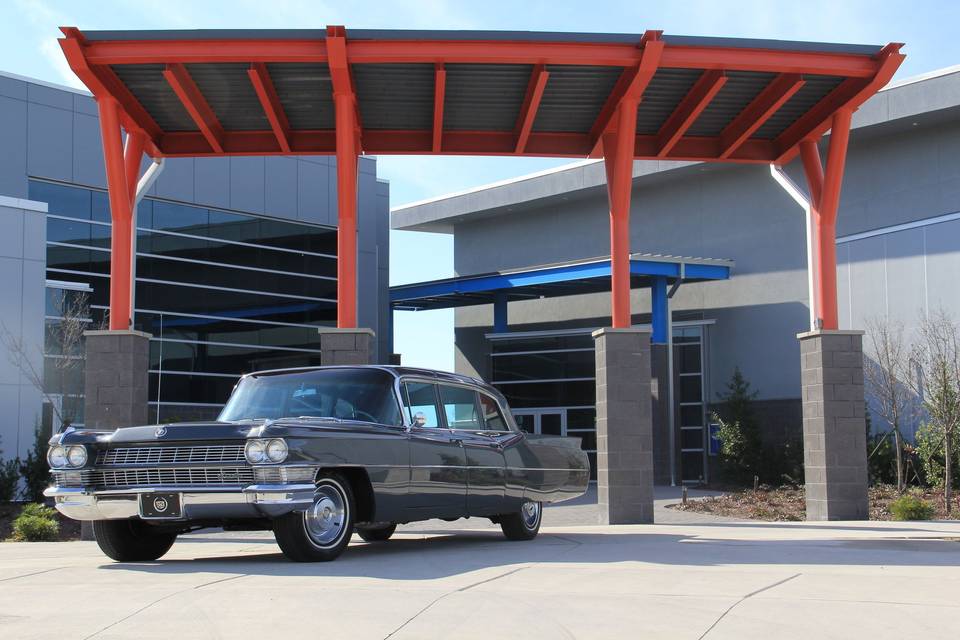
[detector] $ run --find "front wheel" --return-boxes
[93,519,177,561]
[499,500,542,541]
[274,473,355,562]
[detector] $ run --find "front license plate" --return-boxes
[139,492,183,519]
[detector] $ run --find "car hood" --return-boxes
[54,418,390,446]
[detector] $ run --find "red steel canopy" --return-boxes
[58,26,904,333]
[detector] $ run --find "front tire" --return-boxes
[93,519,177,561]
[356,524,396,542]
[274,473,355,562]
[499,500,542,541]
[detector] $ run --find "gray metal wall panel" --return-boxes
[27,82,73,110]
[26,103,73,182]
[924,219,960,317]
[194,157,231,209]
[72,112,105,188]
[881,228,926,329]
[153,157,196,202]
[0,75,27,100]
[297,160,327,225]
[847,236,887,326]
[265,156,298,220]
[229,156,266,214]
[0,97,28,197]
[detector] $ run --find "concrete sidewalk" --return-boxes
[2,516,958,640]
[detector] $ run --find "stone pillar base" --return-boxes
[319,328,375,365]
[83,330,151,429]
[798,329,868,520]
[593,328,655,524]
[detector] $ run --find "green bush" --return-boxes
[18,426,50,503]
[714,367,762,484]
[11,503,60,542]
[20,502,57,520]
[889,494,935,521]
[915,422,960,489]
[0,458,19,502]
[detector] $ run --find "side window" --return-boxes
[438,385,484,430]
[478,393,509,431]
[403,382,441,428]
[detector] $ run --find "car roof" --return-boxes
[245,364,488,389]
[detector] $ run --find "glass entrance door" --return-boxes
[513,410,566,436]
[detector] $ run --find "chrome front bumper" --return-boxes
[44,484,316,522]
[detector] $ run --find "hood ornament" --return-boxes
[155,426,168,438]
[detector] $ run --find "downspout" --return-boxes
[129,156,165,328]
[770,164,817,331]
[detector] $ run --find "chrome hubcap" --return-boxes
[521,501,541,529]
[303,484,346,547]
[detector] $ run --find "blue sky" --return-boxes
[3,0,957,370]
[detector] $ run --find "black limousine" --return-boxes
[45,366,590,562]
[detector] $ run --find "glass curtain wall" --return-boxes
[31,179,338,423]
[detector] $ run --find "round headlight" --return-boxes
[266,439,288,463]
[245,439,266,464]
[47,445,67,468]
[67,445,88,468]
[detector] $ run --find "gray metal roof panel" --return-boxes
[443,63,532,131]
[266,63,334,130]
[533,65,623,133]
[110,63,197,132]
[686,70,776,137]
[753,74,845,139]
[353,63,434,130]
[635,68,702,135]
[185,63,268,131]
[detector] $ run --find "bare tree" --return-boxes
[0,289,92,429]
[864,316,914,491]
[910,308,960,514]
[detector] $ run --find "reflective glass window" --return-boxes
[439,385,483,430]
[403,382,441,428]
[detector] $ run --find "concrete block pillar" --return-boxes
[83,330,151,430]
[593,328,654,524]
[798,329,868,520]
[319,328,375,365]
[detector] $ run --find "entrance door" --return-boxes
[512,410,566,436]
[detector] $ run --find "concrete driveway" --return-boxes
[2,509,958,640]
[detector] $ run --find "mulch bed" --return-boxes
[670,484,960,522]
[0,502,82,541]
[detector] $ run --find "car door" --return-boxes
[401,380,468,518]
[438,384,508,516]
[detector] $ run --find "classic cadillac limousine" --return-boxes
[45,366,590,562]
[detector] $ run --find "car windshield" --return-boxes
[218,368,402,426]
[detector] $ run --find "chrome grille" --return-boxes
[89,466,255,488]
[96,445,246,466]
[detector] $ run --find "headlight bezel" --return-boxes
[245,438,288,464]
[47,445,67,469]
[265,438,289,463]
[245,439,267,464]
[66,445,88,468]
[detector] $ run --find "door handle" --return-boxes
[451,438,463,446]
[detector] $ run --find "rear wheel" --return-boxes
[499,500,542,541]
[93,519,177,562]
[274,473,354,562]
[356,524,396,542]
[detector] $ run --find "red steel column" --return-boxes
[603,96,639,328]
[818,108,853,330]
[799,109,852,331]
[799,139,824,327]
[97,97,134,330]
[334,91,359,328]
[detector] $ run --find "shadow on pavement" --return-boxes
[99,527,960,579]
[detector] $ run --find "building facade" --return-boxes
[0,71,390,458]
[392,66,960,485]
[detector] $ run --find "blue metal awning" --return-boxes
[390,253,733,344]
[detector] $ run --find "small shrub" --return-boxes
[18,426,50,503]
[11,511,59,542]
[0,458,19,502]
[889,494,935,521]
[20,502,57,520]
